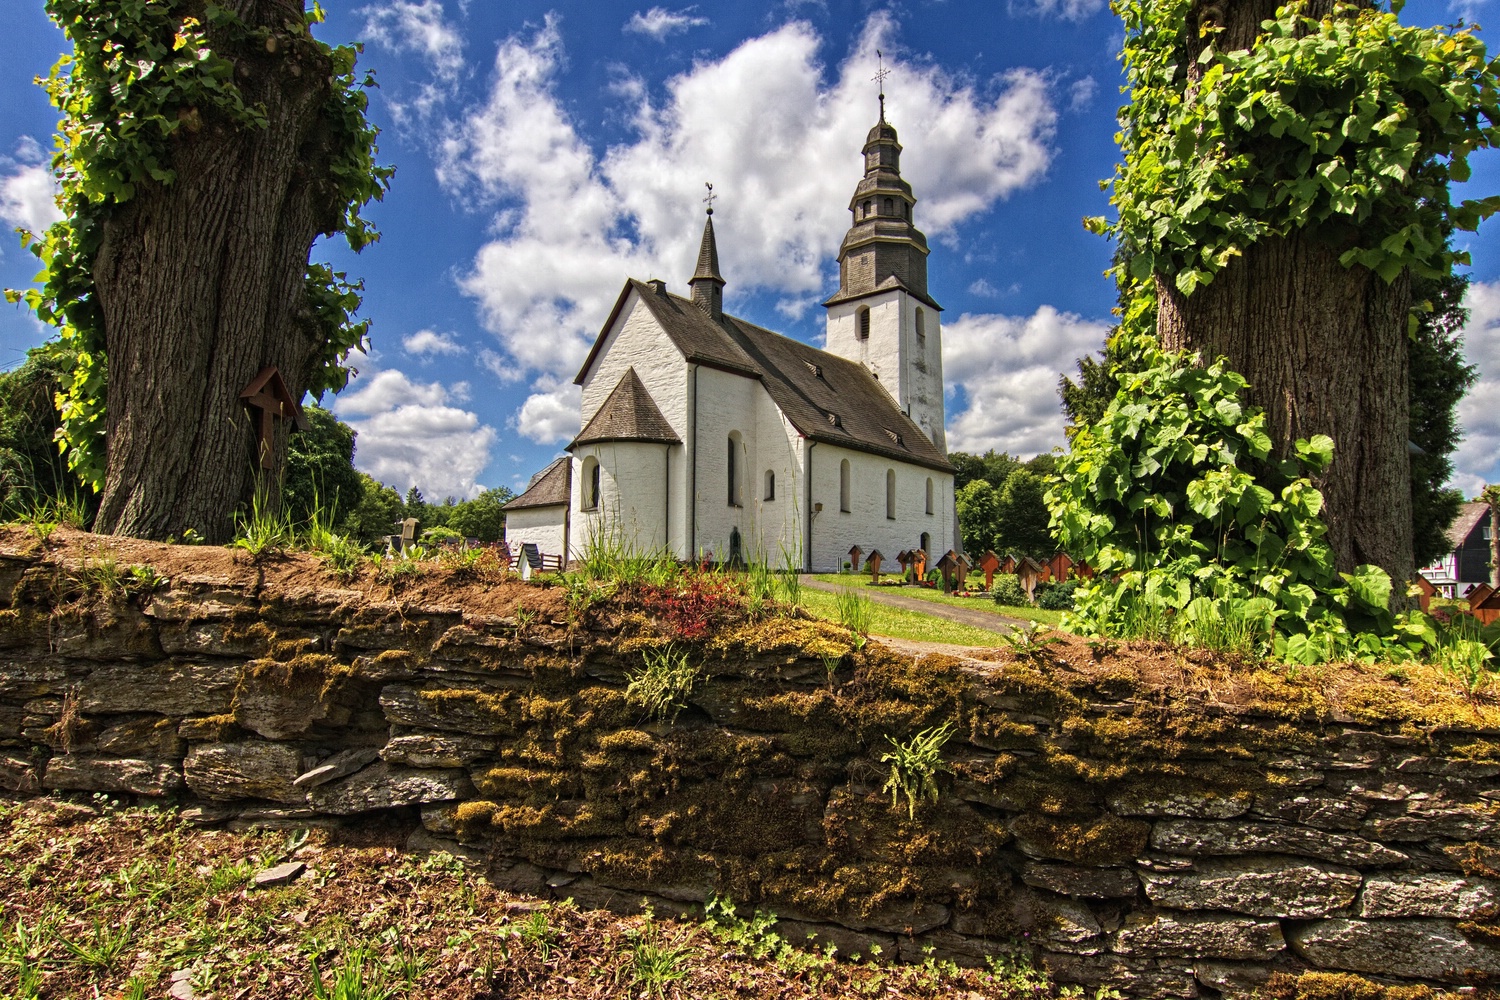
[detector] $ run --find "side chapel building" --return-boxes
[504,106,957,572]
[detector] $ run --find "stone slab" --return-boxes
[308,762,474,815]
[1022,862,1141,899]
[184,741,306,804]
[43,754,182,796]
[1114,911,1284,961]
[1288,918,1500,982]
[1150,820,1407,868]
[1358,873,1500,919]
[1141,856,1361,919]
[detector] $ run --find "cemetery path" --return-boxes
[799,577,1025,634]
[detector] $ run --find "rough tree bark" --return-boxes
[1159,0,1415,586]
[91,0,349,543]
[1485,485,1500,588]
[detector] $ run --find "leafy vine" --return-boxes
[1089,0,1500,296]
[6,0,391,491]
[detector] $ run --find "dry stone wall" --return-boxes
[2,544,1500,998]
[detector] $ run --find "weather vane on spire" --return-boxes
[703,181,715,216]
[873,49,890,121]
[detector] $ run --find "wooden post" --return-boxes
[865,549,885,584]
[848,545,864,575]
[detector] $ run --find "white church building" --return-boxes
[503,106,956,573]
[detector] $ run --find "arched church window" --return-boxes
[764,470,775,501]
[582,456,600,511]
[862,200,872,217]
[857,307,870,341]
[883,197,894,215]
[920,531,930,555]
[886,469,896,520]
[839,459,851,513]
[925,477,934,515]
[728,432,743,507]
[915,308,925,342]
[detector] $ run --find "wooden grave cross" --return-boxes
[1413,574,1437,613]
[936,550,960,591]
[912,548,928,582]
[895,549,912,580]
[979,550,1002,590]
[865,549,885,584]
[954,553,972,591]
[239,366,309,470]
[1000,553,1017,575]
[1017,556,1045,603]
[848,545,864,574]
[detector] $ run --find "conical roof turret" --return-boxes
[689,205,725,320]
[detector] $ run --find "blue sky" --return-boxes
[1,0,1497,500]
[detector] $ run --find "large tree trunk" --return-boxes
[1158,0,1415,586]
[1158,237,1414,584]
[91,0,343,543]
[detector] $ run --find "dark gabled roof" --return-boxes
[720,311,951,472]
[571,368,681,448]
[576,280,758,385]
[503,457,571,510]
[576,279,950,473]
[1448,502,1490,550]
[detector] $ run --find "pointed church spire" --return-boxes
[689,183,724,321]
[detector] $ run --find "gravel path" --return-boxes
[800,576,1026,634]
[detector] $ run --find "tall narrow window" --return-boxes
[857,307,870,340]
[582,456,600,511]
[915,308,925,343]
[764,470,775,501]
[727,432,742,506]
[883,197,894,215]
[925,477,934,515]
[839,459,851,513]
[886,469,896,520]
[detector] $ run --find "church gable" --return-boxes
[571,368,681,448]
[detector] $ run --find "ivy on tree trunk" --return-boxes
[9,0,389,543]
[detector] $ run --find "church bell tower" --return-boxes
[822,98,946,453]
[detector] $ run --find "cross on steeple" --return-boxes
[873,49,890,121]
[703,181,715,216]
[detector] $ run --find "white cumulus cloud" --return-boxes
[360,0,465,123]
[1010,0,1107,22]
[513,380,582,445]
[332,368,497,496]
[402,328,463,356]
[943,305,1111,457]
[441,12,1058,446]
[0,138,62,237]
[1451,280,1500,497]
[625,6,710,40]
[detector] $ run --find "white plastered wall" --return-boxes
[574,287,690,556]
[569,442,671,563]
[805,442,953,573]
[504,506,568,562]
[824,290,946,453]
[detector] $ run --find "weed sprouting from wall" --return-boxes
[626,644,700,722]
[881,722,955,819]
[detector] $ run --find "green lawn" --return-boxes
[808,574,1065,627]
[797,586,1009,647]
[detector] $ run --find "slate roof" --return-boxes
[1448,502,1491,551]
[572,367,681,448]
[503,457,571,510]
[576,280,951,473]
